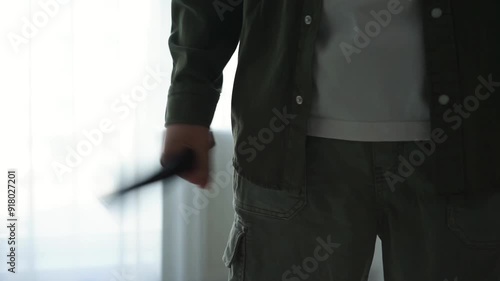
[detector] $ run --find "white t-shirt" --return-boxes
[308,0,431,141]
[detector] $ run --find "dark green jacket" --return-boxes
[165,0,500,195]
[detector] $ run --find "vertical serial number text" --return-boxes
[7,170,17,273]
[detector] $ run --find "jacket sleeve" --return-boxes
[165,0,243,127]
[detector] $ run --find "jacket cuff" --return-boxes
[164,91,219,128]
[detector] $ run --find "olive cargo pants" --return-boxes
[223,136,500,281]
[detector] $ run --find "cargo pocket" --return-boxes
[223,217,247,281]
[447,192,500,249]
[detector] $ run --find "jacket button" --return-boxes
[304,15,312,25]
[431,8,443,18]
[438,94,450,105]
[296,95,303,105]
